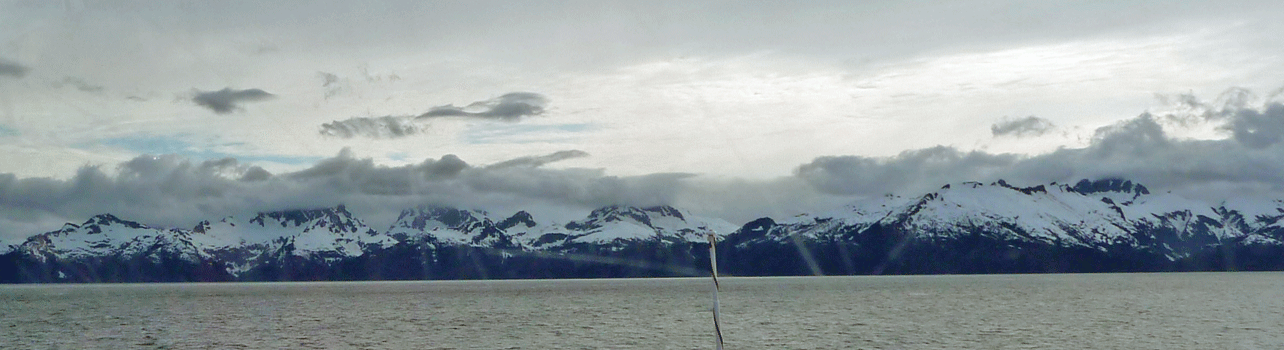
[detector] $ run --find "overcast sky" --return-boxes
[2,0,1284,242]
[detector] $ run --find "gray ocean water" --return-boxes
[1,273,1282,349]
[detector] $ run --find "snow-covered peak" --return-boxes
[786,194,909,226]
[1125,192,1219,220]
[497,210,537,230]
[386,205,505,246]
[248,205,361,232]
[565,205,685,228]
[81,213,148,231]
[1221,197,1284,220]
[17,214,201,262]
[555,205,730,245]
[1066,178,1150,204]
[567,206,654,230]
[392,206,489,230]
[878,180,1146,245]
[194,205,395,261]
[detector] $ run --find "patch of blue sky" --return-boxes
[91,135,322,165]
[0,124,18,137]
[386,152,411,162]
[461,123,592,145]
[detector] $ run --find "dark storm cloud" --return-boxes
[0,149,685,240]
[319,116,420,139]
[991,116,1055,137]
[0,59,28,78]
[191,88,275,114]
[417,92,548,121]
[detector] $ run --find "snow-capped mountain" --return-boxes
[15,214,205,263]
[5,179,1284,283]
[2,204,733,282]
[9,205,397,279]
[543,205,734,246]
[191,205,397,275]
[386,204,735,249]
[386,206,517,248]
[726,179,1284,261]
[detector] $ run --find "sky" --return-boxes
[2,0,1284,243]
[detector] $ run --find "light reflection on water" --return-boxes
[1,273,1281,349]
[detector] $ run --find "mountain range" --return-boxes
[3,178,1283,283]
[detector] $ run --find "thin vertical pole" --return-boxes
[708,233,723,350]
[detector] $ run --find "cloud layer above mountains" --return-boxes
[6,2,1284,248]
[799,93,1284,200]
[7,89,1284,244]
[0,148,688,243]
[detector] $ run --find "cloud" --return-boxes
[318,92,552,139]
[1219,103,1284,149]
[318,71,343,99]
[1152,88,1284,149]
[462,123,590,145]
[319,116,420,139]
[796,88,1284,199]
[93,134,322,166]
[486,150,589,169]
[0,59,27,78]
[417,92,548,121]
[798,106,1284,200]
[0,149,687,242]
[191,88,275,114]
[52,77,104,93]
[1087,113,1169,156]
[319,72,339,86]
[991,116,1055,137]
[13,90,1284,243]
[796,146,1021,196]
[358,64,400,83]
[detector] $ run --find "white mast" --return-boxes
[708,232,723,350]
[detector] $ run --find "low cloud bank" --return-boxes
[799,89,1284,200]
[0,148,682,243]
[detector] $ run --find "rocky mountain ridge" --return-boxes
[4,178,1284,282]
[2,203,731,282]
